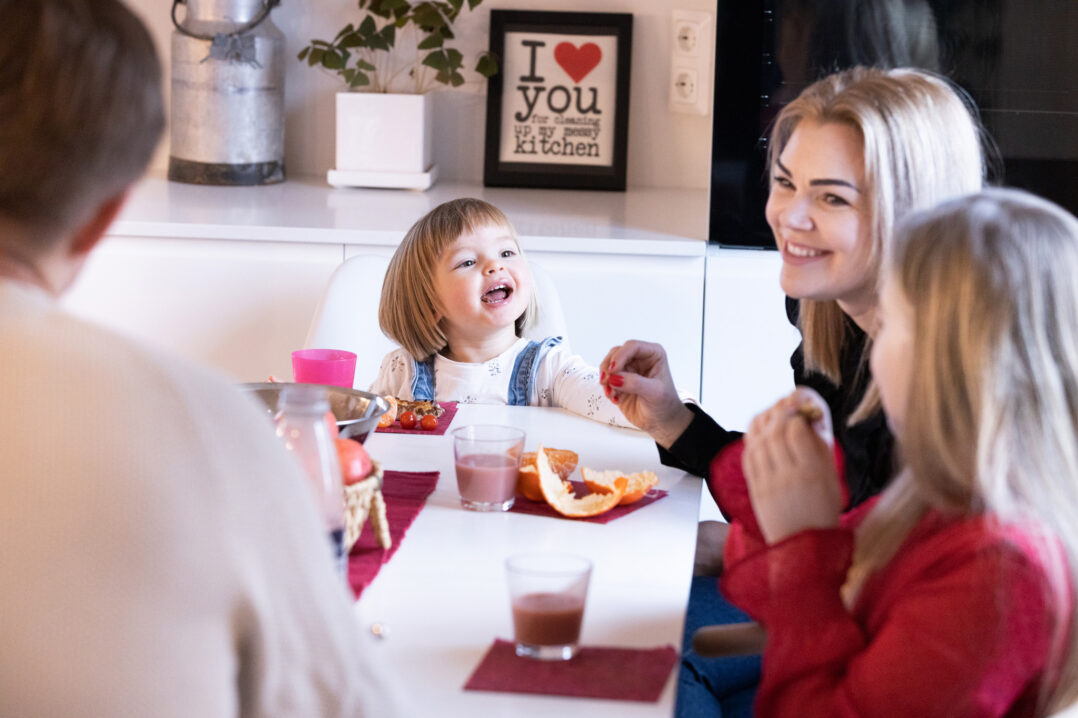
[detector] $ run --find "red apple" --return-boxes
[336,437,372,485]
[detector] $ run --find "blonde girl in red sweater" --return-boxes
[726,188,1078,716]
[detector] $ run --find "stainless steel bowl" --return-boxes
[241,382,388,444]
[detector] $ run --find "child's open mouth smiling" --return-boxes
[481,282,513,304]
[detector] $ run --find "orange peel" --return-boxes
[582,467,659,505]
[536,445,626,517]
[517,449,578,501]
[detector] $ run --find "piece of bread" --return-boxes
[796,403,823,422]
[395,398,444,417]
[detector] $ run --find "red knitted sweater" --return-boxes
[711,440,1074,717]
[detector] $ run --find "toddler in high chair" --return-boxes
[369,197,632,427]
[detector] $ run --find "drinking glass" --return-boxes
[451,425,525,511]
[506,552,592,660]
[292,348,357,388]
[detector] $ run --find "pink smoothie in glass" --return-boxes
[455,453,518,507]
[512,591,585,646]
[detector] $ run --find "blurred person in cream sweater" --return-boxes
[0,1,408,715]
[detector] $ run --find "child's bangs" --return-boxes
[455,203,517,245]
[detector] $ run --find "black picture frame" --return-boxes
[484,10,633,191]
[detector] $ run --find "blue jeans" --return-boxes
[675,576,760,717]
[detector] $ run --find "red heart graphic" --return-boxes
[554,42,602,84]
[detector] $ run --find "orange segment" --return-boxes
[516,465,544,502]
[521,449,578,477]
[537,446,625,517]
[582,467,659,505]
[376,396,398,428]
[518,449,578,501]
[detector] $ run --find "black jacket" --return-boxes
[659,297,895,511]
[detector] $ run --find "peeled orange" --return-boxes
[536,446,626,517]
[582,467,659,505]
[517,448,578,501]
[516,466,543,502]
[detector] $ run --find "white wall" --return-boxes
[125,0,713,189]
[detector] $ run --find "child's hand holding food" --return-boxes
[741,387,841,545]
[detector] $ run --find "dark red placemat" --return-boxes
[464,639,678,702]
[348,469,438,600]
[510,482,668,524]
[375,401,458,436]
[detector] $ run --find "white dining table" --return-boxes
[356,403,702,717]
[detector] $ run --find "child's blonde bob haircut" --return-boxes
[769,66,986,389]
[379,198,539,360]
[848,188,1078,712]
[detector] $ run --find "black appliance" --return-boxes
[709,0,1078,248]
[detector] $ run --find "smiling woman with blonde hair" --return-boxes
[604,66,987,506]
[771,67,984,391]
[601,66,989,716]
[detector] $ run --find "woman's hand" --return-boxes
[741,388,841,545]
[599,340,693,448]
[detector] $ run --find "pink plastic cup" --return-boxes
[291,349,357,388]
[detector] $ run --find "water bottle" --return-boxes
[275,385,347,579]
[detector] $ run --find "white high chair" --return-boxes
[303,254,570,390]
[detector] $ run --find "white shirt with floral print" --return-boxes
[369,337,634,428]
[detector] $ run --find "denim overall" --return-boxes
[410,337,562,405]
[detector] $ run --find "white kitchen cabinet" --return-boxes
[525,250,705,396]
[700,244,800,432]
[63,236,343,382]
[61,176,709,394]
[695,245,799,521]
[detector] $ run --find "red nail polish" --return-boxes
[608,374,624,387]
[600,370,606,382]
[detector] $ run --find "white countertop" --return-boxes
[112,174,709,256]
[357,403,701,716]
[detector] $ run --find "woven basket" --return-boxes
[344,461,391,551]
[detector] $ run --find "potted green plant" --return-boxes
[299,0,498,189]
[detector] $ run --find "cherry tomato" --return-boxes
[398,410,418,430]
[419,414,438,431]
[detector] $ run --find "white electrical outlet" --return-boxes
[674,19,701,57]
[673,69,698,104]
[669,9,713,116]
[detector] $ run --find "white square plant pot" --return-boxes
[328,92,438,190]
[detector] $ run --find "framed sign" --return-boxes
[484,10,633,191]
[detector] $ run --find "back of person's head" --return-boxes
[769,66,986,383]
[0,0,164,247]
[897,189,1078,515]
[379,198,539,360]
[858,188,1078,712]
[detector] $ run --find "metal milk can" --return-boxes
[168,0,285,185]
